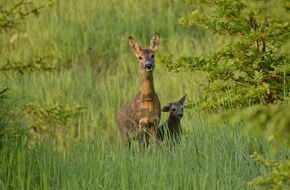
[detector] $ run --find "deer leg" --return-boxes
[127,138,131,148]
[137,133,146,151]
[145,133,150,148]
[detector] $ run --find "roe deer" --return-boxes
[117,33,161,149]
[157,94,187,144]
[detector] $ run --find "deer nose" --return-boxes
[177,114,183,118]
[144,63,154,71]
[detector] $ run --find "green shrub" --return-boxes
[160,0,290,110]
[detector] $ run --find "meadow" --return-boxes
[0,0,289,189]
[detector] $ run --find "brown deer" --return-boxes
[157,94,187,144]
[117,33,161,149]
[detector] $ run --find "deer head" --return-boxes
[128,33,160,73]
[162,94,187,119]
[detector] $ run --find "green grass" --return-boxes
[2,121,285,190]
[0,0,289,189]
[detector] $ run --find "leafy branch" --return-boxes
[0,53,56,74]
[161,0,290,109]
[9,103,86,148]
[248,152,290,189]
[0,0,54,32]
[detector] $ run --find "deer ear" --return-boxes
[161,103,171,112]
[129,36,141,54]
[149,33,160,52]
[179,94,187,104]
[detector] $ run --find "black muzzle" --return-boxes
[144,63,154,71]
[177,114,183,119]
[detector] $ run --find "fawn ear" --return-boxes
[161,103,171,112]
[179,94,187,104]
[149,33,160,52]
[129,36,141,54]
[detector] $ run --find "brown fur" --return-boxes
[117,34,161,148]
[157,94,187,144]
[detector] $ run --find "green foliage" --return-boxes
[159,1,290,189]
[248,152,290,190]
[0,0,56,73]
[15,103,84,128]
[220,104,290,147]
[0,0,53,32]
[217,103,290,189]
[0,53,56,74]
[243,105,290,148]
[0,0,83,150]
[160,0,290,109]
[11,103,85,147]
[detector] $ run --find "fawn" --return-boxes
[157,94,187,144]
[117,33,161,149]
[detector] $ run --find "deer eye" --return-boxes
[172,108,176,111]
[151,55,155,59]
[138,57,143,60]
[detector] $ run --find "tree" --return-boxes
[219,104,290,189]
[160,1,290,189]
[0,0,50,147]
[160,0,290,110]
[0,1,83,149]
[0,0,55,74]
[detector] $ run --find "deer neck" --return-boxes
[141,71,155,98]
[168,115,181,129]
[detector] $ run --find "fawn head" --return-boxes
[128,33,160,72]
[162,94,187,119]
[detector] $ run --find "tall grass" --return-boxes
[1,0,220,66]
[2,119,286,190]
[1,0,289,189]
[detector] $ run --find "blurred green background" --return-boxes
[1,0,221,143]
